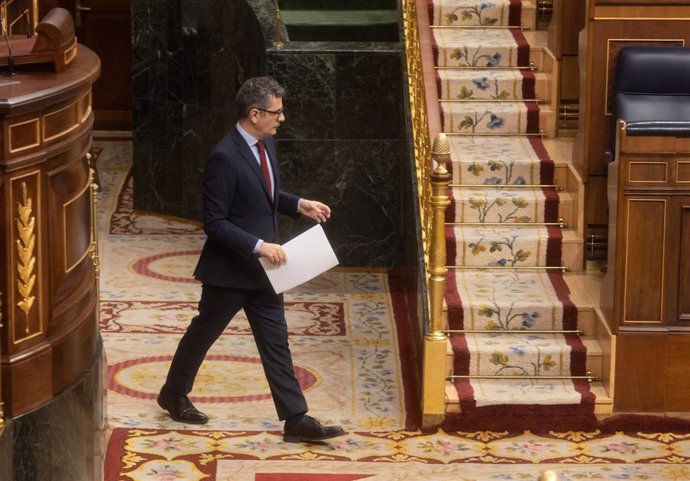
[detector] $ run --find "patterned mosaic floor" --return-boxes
[98,141,690,479]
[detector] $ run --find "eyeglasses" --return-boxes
[254,107,285,118]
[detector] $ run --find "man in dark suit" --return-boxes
[157,77,345,443]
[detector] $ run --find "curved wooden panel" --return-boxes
[0,46,100,418]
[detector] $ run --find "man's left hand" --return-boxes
[298,199,331,223]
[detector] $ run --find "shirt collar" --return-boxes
[236,122,260,148]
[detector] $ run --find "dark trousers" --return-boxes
[162,283,308,420]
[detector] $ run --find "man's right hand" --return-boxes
[258,242,287,266]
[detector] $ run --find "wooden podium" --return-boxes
[0,7,78,72]
[0,44,100,417]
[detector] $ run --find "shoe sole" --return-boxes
[283,430,347,443]
[157,396,209,425]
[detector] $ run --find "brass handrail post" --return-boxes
[422,133,451,426]
[428,134,451,337]
[87,153,101,320]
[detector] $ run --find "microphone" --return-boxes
[1,18,15,76]
[13,0,33,38]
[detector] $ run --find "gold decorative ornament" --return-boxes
[88,153,102,319]
[15,182,37,328]
[538,471,560,481]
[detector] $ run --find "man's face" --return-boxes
[249,95,285,138]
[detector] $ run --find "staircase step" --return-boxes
[449,136,554,186]
[582,336,604,379]
[448,187,561,224]
[443,258,596,334]
[429,0,537,29]
[561,228,584,271]
[445,270,579,331]
[433,28,530,68]
[441,100,540,134]
[450,332,587,377]
[446,334,605,379]
[562,272,601,337]
[447,225,562,267]
[446,378,592,409]
[438,67,546,102]
[592,382,614,415]
[445,380,611,414]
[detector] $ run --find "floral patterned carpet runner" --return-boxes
[428,0,597,427]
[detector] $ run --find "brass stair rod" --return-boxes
[449,183,562,189]
[447,265,568,272]
[443,132,545,137]
[441,98,543,103]
[436,64,536,71]
[431,25,524,30]
[447,217,567,227]
[427,134,452,339]
[444,329,584,334]
[448,374,599,380]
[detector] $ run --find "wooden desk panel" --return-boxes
[0,46,100,417]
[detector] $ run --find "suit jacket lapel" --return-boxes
[231,127,272,202]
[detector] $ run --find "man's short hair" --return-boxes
[236,77,286,118]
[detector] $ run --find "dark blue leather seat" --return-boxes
[613,46,690,137]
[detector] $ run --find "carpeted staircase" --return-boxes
[427,0,598,429]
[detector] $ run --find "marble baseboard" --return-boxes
[0,341,106,481]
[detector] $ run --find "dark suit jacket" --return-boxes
[193,126,300,289]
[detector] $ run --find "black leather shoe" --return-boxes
[283,414,346,443]
[157,390,209,424]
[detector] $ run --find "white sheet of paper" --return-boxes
[259,224,339,294]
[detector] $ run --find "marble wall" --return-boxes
[267,42,407,266]
[132,0,412,266]
[0,344,106,481]
[132,0,267,220]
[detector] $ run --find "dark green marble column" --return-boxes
[0,342,106,481]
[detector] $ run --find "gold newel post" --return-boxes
[538,471,560,481]
[422,133,451,427]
